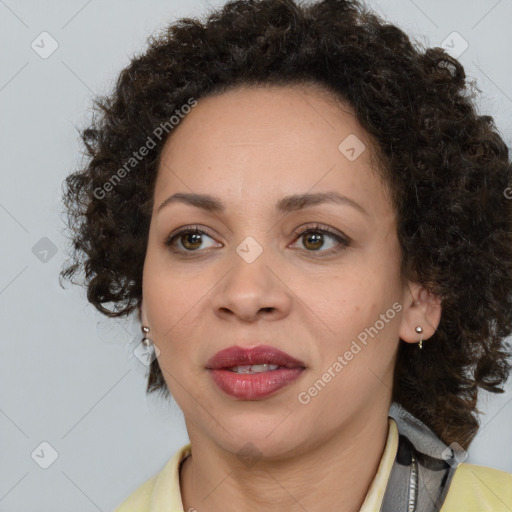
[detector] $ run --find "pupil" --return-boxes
[304,232,323,250]
[183,233,202,249]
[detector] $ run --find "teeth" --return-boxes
[228,364,280,373]
[229,365,253,374]
[251,364,279,372]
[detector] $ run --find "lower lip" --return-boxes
[207,368,305,400]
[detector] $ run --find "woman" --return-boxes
[60,0,512,510]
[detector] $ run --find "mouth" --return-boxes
[205,345,306,400]
[205,344,306,370]
[224,363,286,373]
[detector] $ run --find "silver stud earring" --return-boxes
[141,325,153,347]
[415,326,423,349]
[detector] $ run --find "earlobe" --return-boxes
[398,283,442,345]
[139,298,148,327]
[138,299,154,349]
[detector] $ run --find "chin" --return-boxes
[205,412,307,458]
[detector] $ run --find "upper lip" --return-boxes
[206,345,306,369]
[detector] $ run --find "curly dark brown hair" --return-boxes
[60,0,512,450]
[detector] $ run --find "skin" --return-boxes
[140,84,442,512]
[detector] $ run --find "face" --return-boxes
[141,84,431,459]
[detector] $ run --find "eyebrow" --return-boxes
[157,191,369,216]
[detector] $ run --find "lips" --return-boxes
[205,345,306,400]
[205,345,306,370]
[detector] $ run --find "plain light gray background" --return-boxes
[1,0,511,510]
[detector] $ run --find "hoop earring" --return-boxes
[415,326,423,349]
[141,325,153,347]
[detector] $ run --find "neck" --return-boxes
[180,409,392,512]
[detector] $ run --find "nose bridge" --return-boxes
[210,234,291,320]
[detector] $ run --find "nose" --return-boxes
[210,246,292,323]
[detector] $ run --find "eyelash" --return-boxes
[292,224,351,255]
[164,223,351,257]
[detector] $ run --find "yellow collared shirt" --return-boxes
[115,417,512,511]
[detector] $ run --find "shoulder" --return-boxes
[441,462,512,511]
[114,474,158,512]
[114,443,192,512]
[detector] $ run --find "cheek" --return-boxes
[142,261,185,363]
[143,244,205,322]
[299,266,401,361]
[294,269,374,325]
[142,250,220,374]
[142,264,204,398]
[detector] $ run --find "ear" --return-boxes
[398,282,442,345]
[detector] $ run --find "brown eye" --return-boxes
[292,224,351,256]
[180,232,203,250]
[302,231,325,250]
[165,227,220,253]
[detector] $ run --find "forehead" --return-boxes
[154,84,392,219]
